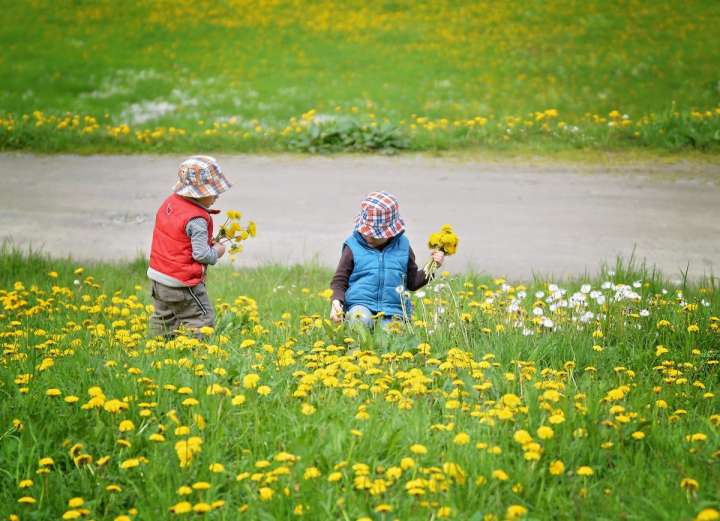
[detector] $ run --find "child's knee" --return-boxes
[346,305,374,327]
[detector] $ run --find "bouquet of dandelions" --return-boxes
[423,224,459,280]
[214,210,256,261]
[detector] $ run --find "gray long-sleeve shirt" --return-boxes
[147,217,218,287]
[186,217,218,265]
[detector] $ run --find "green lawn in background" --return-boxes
[1,0,719,153]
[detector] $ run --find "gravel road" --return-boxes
[2,153,719,281]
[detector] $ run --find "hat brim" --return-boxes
[354,215,405,239]
[172,179,230,198]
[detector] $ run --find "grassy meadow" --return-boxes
[0,247,718,520]
[1,0,720,153]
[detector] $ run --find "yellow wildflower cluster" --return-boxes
[424,224,459,279]
[2,104,720,153]
[214,210,257,261]
[427,224,459,256]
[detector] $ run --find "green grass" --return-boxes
[0,246,718,520]
[1,0,720,154]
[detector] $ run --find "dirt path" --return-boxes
[2,153,719,281]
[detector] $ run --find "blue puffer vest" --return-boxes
[344,231,411,318]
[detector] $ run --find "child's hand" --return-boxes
[330,299,344,323]
[432,250,445,266]
[213,242,226,258]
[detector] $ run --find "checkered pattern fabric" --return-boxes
[354,191,405,239]
[172,155,231,198]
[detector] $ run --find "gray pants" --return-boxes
[148,281,215,337]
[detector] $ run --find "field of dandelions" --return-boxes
[1,1,719,519]
[0,249,718,521]
[1,0,720,154]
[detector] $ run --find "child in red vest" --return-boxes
[147,155,231,337]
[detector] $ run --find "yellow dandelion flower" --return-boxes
[103,399,128,413]
[242,373,260,389]
[400,457,415,470]
[303,467,321,480]
[549,460,565,476]
[695,508,720,521]
[492,469,509,481]
[453,432,470,445]
[537,426,554,440]
[501,393,522,407]
[681,478,699,491]
[175,426,191,436]
[177,485,193,495]
[169,501,192,514]
[548,414,565,424]
[506,505,528,519]
[120,458,140,470]
[513,430,533,445]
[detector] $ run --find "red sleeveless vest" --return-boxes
[149,194,214,286]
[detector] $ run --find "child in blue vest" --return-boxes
[330,191,444,327]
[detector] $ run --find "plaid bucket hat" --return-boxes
[354,191,405,239]
[172,155,231,198]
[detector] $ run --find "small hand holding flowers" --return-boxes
[330,298,344,323]
[213,210,257,262]
[423,224,459,280]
